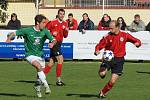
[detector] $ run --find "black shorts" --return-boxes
[50,42,62,57]
[100,57,124,76]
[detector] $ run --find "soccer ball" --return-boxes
[7,33,15,40]
[103,50,114,61]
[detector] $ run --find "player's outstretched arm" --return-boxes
[126,33,141,48]
[134,42,141,48]
[63,27,69,38]
[48,39,57,48]
[6,32,16,43]
[94,51,100,56]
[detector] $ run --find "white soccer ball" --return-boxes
[103,50,114,61]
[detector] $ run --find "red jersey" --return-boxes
[97,21,110,30]
[66,18,78,30]
[46,19,68,42]
[95,31,141,57]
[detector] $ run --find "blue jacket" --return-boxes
[78,19,94,32]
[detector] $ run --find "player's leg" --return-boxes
[98,61,110,79]
[49,42,65,86]
[99,57,124,99]
[43,42,59,75]
[32,60,50,97]
[26,56,50,97]
[44,57,55,75]
[99,73,119,99]
[32,61,43,98]
[55,55,65,86]
[38,58,51,94]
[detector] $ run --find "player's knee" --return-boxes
[37,67,43,72]
[99,72,106,79]
[57,57,63,64]
[110,79,117,84]
[48,63,54,67]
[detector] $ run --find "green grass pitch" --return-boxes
[0,61,150,100]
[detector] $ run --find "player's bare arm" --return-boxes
[48,39,57,48]
[94,50,100,56]
[6,32,16,43]
[134,42,141,48]
[53,31,58,37]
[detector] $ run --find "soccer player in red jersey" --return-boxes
[94,20,141,99]
[44,9,68,86]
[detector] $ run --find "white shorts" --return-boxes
[26,55,45,68]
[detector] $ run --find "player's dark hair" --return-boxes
[68,13,73,17]
[34,14,46,25]
[58,9,65,14]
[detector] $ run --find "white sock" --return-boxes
[38,71,49,87]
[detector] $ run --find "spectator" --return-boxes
[117,17,127,30]
[7,13,21,30]
[78,13,94,33]
[97,14,111,30]
[146,22,150,31]
[7,13,21,61]
[128,14,145,32]
[66,13,78,30]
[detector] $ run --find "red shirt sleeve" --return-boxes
[95,36,108,52]
[126,33,142,46]
[63,22,68,38]
[45,21,56,36]
[45,21,51,30]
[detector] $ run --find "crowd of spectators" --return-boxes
[4,12,150,32]
[65,13,149,32]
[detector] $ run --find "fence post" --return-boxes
[102,0,105,15]
[54,0,56,7]
[36,0,39,15]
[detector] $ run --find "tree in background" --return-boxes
[0,0,8,23]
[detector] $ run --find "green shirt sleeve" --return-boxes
[16,28,26,36]
[45,29,54,42]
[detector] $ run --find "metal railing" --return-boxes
[65,0,150,7]
[39,0,150,8]
[7,0,35,2]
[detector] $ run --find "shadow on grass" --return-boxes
[0,93,26,97]
[136,71,150,74]
[66,93,99,98]
[14,80,35,84]
[0,93,37,98]
[14,80,54,86]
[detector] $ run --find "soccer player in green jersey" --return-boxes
[6,14,57,98]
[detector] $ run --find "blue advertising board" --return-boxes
[0,42,73,59]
